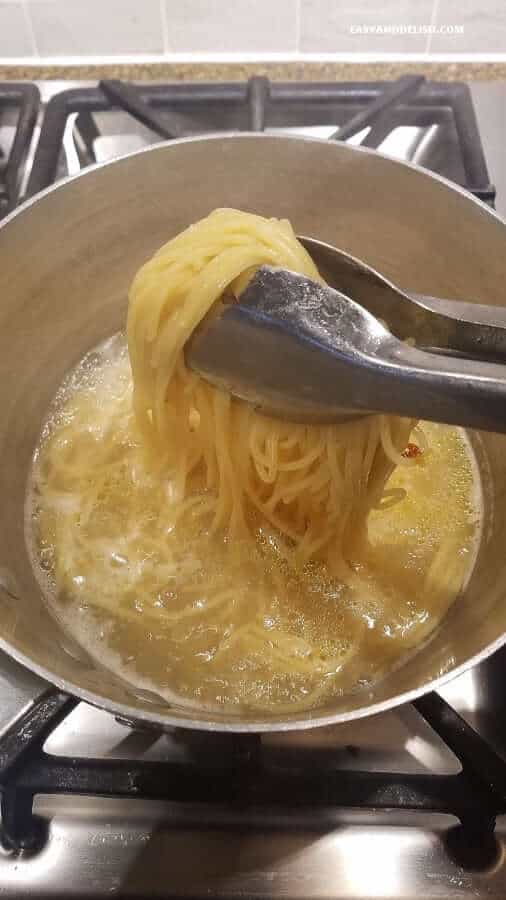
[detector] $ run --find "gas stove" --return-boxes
[1,75,506,899]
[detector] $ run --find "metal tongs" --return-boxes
[186,238,506,433]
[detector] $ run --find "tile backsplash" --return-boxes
[0,0,505,59]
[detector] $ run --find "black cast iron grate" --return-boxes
[0,83,39,216]
[0,689,505,853]
[25,75,495,205]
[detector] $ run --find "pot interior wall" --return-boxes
[1,135,506,730]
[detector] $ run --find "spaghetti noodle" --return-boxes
[128,208,414,572]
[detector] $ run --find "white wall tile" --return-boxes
[300,0,434,53]
[431,0,506,53]
[9,0,504,61]
[164,0,297,53]
[0,1,34,57]
[27,0,163,56]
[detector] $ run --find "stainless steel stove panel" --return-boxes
[1,810,505,898]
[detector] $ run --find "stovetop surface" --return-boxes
[1,78,506,898]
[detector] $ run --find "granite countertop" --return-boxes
[0,60,506,82]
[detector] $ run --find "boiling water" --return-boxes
[27,334,481,714]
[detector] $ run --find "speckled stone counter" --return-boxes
[0,61,506,82]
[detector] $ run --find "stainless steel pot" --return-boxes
[1,134,506,733]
